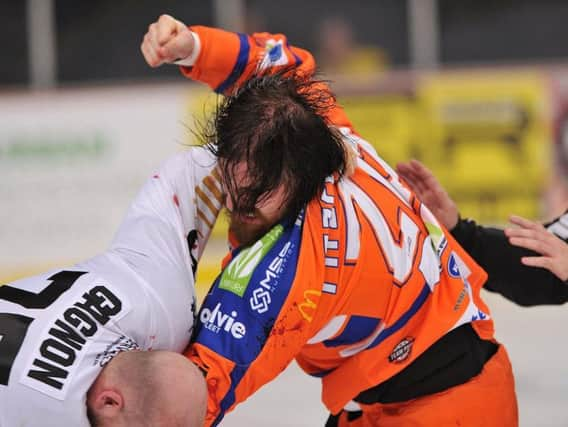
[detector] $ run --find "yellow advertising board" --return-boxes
[340,95,420,167]
[418,72,550,223]
[342,71,551,224]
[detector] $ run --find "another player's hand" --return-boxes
[141,14,194,67]
[396,159,459,230]
[505,215,568,281]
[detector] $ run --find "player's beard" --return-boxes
[228,210,279,248]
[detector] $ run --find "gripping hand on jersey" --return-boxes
[141,14,194,67]
[395,159,459,230]
[505,215,568,281]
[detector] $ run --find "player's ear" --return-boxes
[89,389,125,419]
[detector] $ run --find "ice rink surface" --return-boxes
[221,292,568,427]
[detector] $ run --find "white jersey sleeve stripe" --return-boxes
[547,212,568,240]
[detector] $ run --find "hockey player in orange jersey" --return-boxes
[142,15,518,427]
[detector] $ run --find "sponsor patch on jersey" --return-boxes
[200,302,246,339]
[388,337,414,363]
[298,289,321,323]
[194,213,303,365]
[424,221,448,260]
[219,224,284,297]
[448,253,460,278]
[259,39,289,70]
[249,240,293,314]
[19,277,131,400]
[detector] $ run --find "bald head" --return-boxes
[87,350,207,427]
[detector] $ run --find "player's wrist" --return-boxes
[173,30,201,66]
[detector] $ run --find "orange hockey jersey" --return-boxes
[181,26,493,426]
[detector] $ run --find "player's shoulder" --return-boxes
[163,145,216,169]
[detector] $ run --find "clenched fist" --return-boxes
[141,14,195,67]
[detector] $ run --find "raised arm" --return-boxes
[140,14,354,129]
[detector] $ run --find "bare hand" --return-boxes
[505,215,568,281]
[396,159,459,230]
[141,14,194,67]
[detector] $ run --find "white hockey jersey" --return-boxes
[0,147,222,427]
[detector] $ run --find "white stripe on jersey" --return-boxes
[547,212,568,241]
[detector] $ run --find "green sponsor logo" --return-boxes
[425,221,447,256]
[219,224,284,297]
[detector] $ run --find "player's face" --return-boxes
[223,161,289,246]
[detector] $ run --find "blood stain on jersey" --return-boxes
[388,337,415,363]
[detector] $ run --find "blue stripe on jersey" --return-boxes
[323,315,381,348]
[309,367,335,378]
[213,364,248,426]
[216,33,250,94]
[286,41,303,66]
[368,283,431,350]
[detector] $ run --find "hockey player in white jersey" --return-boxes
[0,147,222,426]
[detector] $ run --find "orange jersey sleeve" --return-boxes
[179,25,353,130]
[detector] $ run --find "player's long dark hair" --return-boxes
[204,69,348,219]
